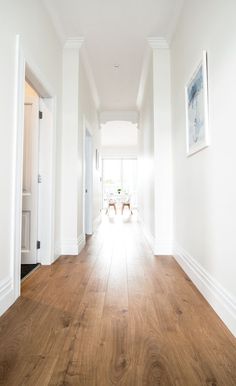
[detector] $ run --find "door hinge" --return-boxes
[38,174,42,183]
[39,111,43,119]
[37,240,41,250]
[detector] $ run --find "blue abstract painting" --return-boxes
[186,52,209,155]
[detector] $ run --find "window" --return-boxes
[102,159,137,208]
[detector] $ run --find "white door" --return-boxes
[37,98,54,264]
[21,95,40,264]
[85,131,93,235]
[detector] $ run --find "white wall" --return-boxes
[153,46,172,254]
[171,0,236,335]
[101,120,138,158]
[102,146,137,159]
[138,43,172,254]
[79,59,102,227]
[0,0,62,314]
[138,55,155,239]
[60,42,102,255]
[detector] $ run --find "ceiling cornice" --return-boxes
[64,37,84,50]
[147,37,169,49]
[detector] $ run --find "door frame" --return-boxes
[83,118,93,235]
[13,35,57,300]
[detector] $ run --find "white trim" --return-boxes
[64,37,84,50]
[147,37,169,49]
[54,241,61,260]
[38,98,57,265]
[139,217,155,253]
[12,35,25,301]
[13,35,57,303]
[139,217,173,256]
[0,277,14,316]
[60,239,79,255]
[78,233,86,254]
[93,214,101,232]
[174,244,236,337]
[60,234,85,255]
[154,240,173,255]
[83,118,94,236]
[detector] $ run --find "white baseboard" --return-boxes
[78,233,86,254]
[0,277,14,317]
[93,213,101,232]
[174,244,236,337]
[154,240,173,255]
[139,218,155,252]
[60,233,85,255]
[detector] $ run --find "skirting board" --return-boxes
[154,240,173,255]
[139,217,173,255]
[174,244,236,337]
[139,219,155,253]
[0,277,14,317]
[93,213,101,232]
[60,233,85,255]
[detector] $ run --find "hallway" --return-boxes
[0,215,235,385]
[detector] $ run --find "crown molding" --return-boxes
[64,37,84,50]
[147,37,169,50]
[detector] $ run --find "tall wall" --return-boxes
[60,40,102,255]
[138,41,172,253]
[171,0,236,335]
[79,59,102,228]
[0,0,62,314]
[138,54,155,239]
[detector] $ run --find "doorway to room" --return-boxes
[21,81,40,279]
[102,158,137,214]
[20,79,55,281]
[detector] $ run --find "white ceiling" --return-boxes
[43,0,183,111]
[101,121,138,147]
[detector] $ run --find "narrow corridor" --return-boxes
[0,215,235,385]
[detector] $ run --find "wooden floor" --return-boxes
[0,213,236,385]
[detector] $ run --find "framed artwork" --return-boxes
[96,149,99,170]
[185,51,209,156]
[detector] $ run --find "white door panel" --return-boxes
[37,98,54,264]
[85,131,93,235]
[21,96,39,264]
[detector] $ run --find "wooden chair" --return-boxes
[121,194,132,214]
[105,194,117,214]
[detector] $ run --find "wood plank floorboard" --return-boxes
[0,213,235,385]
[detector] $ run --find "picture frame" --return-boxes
[96,148,99,170]
[185,51,209,156]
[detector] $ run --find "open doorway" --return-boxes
[84,129,93,235]
[102,158,137,214]
[14,38,56,300]
[20,78,55,280]
[21,81,40,279]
